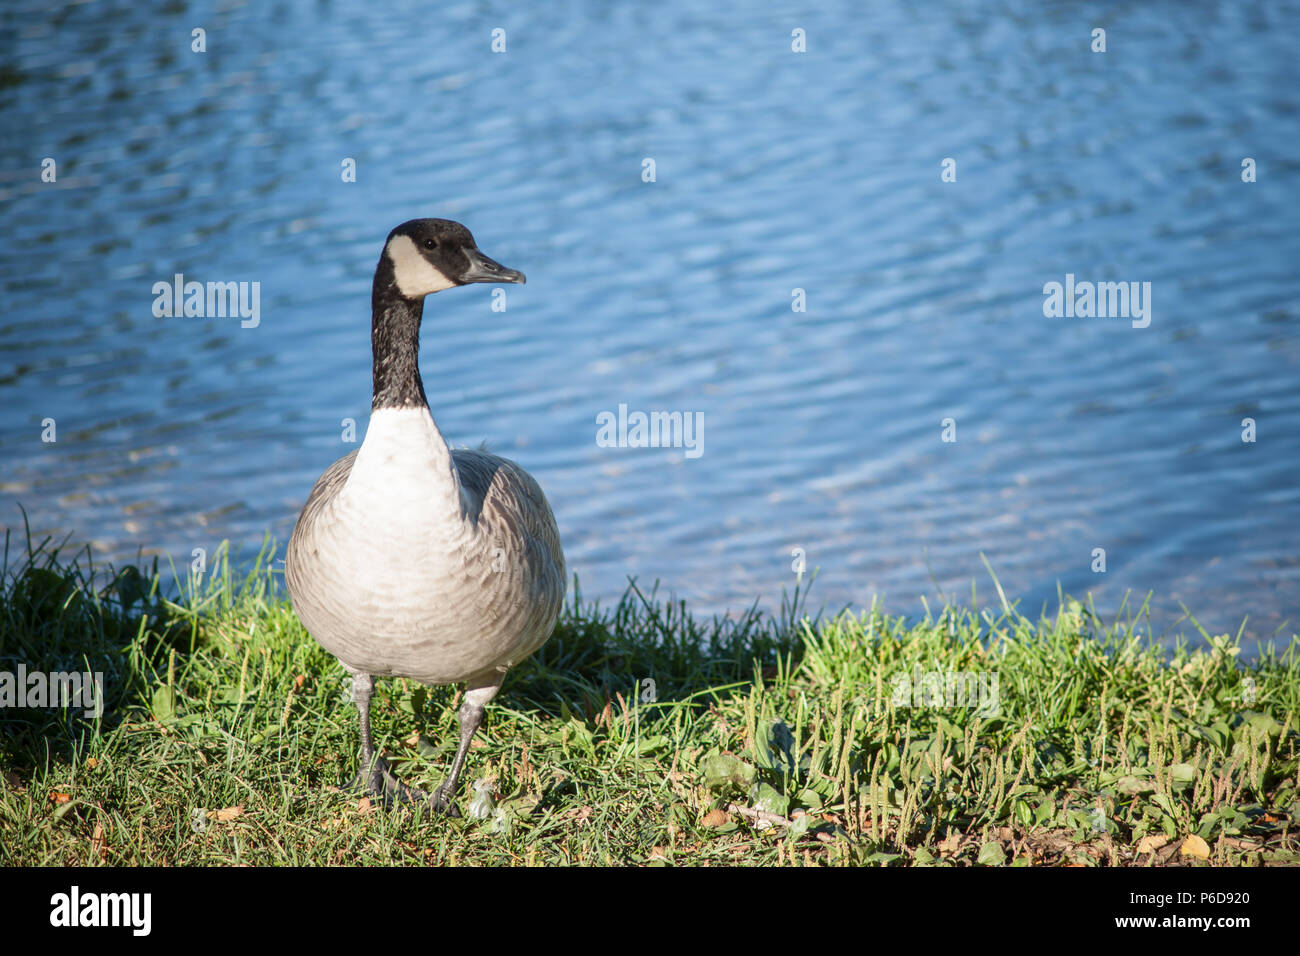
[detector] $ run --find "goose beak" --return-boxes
[461,248,526,285]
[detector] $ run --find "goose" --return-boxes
[285,218,565,815]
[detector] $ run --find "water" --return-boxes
[2,1,1298,651]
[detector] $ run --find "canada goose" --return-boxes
[285,218,565,815]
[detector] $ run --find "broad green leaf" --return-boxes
[977,841,1007,866]
[151,686,177,721]
[701,753,756,793]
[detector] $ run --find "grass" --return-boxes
[1,529,1297,867]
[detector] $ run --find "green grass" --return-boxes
[1,529,1297,867]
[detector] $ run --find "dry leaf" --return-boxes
[85,758,99,769]
[1136,834,1169,854]
[293,674,306,692]
[90,822,107,860]
[938,831,963,855]
[1219,837,1263,851]
[728,803,790,829]
[208,806,243,822]
[49,791,71,804]
[649,846,667,860]
[1180,834,1211,859]
[701,808,729,827]
[356,797,374,814]
[2,770,22,790]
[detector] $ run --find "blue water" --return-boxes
[2,1,1298,651]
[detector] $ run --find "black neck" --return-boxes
[371,254,428,410]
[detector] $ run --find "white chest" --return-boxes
[330,408,470,565]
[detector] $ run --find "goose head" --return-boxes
[369,218,524,409]
[382,218,526,300]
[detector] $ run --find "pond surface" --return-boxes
[3,0,1298,652]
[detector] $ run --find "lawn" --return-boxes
[1,531,1297,866]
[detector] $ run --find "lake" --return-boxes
[2,0,1298,652]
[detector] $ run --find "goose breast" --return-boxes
[286,446,564,685]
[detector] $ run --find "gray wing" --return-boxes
[286,449,357,590]
[453,447,566,602]
[295,449,357,532]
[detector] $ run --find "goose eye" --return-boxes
[422,238,439,250]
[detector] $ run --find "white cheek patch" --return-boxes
[386,234,456,297]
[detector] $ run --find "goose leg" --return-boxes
[346,671,430,807]
[430,678,501,817]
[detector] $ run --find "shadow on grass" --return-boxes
[507,575,817,718]
[0,524,198,771]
